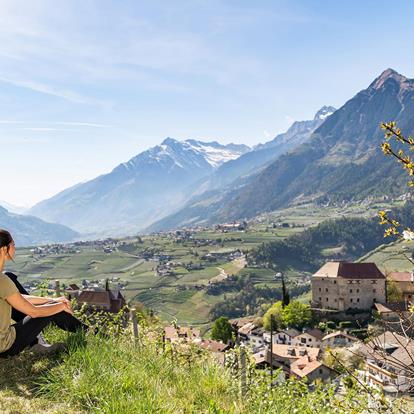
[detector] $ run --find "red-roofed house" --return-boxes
[193,339,231,364]
[270,344,320,367]
[76,289,126,313]
[388,272,414,301]
[254,346,335,383]
[290,355,336,382]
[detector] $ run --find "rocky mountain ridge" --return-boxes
[29,138,250,235]
[149,69,413,231]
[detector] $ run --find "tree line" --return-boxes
[249,204,414,271]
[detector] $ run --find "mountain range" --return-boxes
[28,104,336,236]
[148,69,414,231]
[29,139,250,235]
[187,105,336,195]
[0,206,78,246]
[12,68,412,238]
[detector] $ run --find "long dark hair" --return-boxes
[0,229,13,258]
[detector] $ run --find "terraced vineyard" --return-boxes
[359,239,414,273]
[6,202,404,328]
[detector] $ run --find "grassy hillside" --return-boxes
[250,202,414,273]
[359,239,414,273]
[0,317,396,414]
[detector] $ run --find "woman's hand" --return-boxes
[61,301,74,315]
[55,296,71,306]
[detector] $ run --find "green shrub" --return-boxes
[325,321,337,330]
[348,328,369,339]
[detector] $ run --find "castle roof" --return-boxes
[313,262,385,280]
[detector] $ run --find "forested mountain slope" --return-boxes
[151,69,414,231]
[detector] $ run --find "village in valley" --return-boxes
[162,261,414,395]
[8,199,414,399]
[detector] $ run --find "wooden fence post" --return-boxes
[240,347,247,397]
[270,315,274,380]
[54,280,61,297]
[130,308,139,344]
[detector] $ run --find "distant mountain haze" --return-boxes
[254,106,336,152]
[29,139,250,235]
[0,206,78,246]
[175,106,336,199]
[0,200,28,215]
[149,69,414,231]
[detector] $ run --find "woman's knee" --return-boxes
[52,311,71,320]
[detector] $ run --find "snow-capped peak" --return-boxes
[155,138,249,168]
[186,141,245,168]
[314,105,336,121]
[120,138,250,173]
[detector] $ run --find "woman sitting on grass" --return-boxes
[0,229,88,357]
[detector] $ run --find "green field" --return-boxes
[359,239,414,273]
[7,201,406,327]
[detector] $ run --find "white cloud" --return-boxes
[0,136,50,144]
[0,0,271,96]
[54,122,113,128]
[0,120,113,128]
[21,127,82,132]
[0,76,108,106]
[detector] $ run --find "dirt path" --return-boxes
[120,259,144,272]
[210,267,227,284]
[208,256,247,284]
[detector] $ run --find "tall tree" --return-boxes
[263,301,284,331]
[211,316,233,343]
[281,301,312,330]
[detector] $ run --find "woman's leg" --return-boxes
[0,312,88,357]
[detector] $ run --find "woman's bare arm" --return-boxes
[22,295,70,305]
[22,295,55,305]
[6,292,72,318]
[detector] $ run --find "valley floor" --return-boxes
[6,201,407,328]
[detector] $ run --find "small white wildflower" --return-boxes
[403,230,414,240]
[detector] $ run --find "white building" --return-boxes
[358,331,414,394]
[274,328,300,345]
[321,331,358,349]
[292,329,324,348]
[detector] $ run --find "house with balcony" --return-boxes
[387,271,414,302]
[358,331,414,394]
[320,331,358,349]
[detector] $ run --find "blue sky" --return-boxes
[2,0,414,206]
